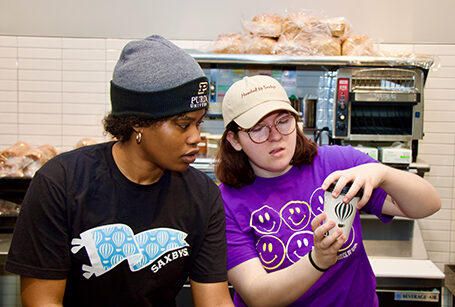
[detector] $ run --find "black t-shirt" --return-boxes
[6,142,228,306]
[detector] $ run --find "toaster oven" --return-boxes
[331,67,424,142]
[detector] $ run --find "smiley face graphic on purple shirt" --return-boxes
[256,235,285,270]
[309,188,325,217]
[250,205,282,234]
[286,230,314,263]
[280,201,311,231]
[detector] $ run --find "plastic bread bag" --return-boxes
[310,35,342,56]
[0,141,32,159]
[379,51,439,71]
[322,17,352,38]
[0,142,59,178]
[281,10,331,41]
[241,13,283,38]
[0,154,6,166]
[24,146,55,165]
[22,157,43,178]
[37,144,59,159]
[0,156,26,178]
[212,33,245,54]
[243,35,277,55]
[0,141,32,177]
[75,137,97,149]
[341,35,381,56]
[273,33,313,56]
[21,145,58,178]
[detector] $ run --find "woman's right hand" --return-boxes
[310,212,346,270]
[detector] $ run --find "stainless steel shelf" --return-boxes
[189,52,435,71]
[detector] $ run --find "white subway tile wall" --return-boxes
[0,37,453,306]
[414,45,455,276]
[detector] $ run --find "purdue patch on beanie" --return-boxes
[110,35,209,119]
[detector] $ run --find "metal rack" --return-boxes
[350,68,418,92]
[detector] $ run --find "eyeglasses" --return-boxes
[239,113,296,144]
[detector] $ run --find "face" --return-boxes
[138,109,205,172]
[227,111,297,178]
[280,201,311,231]
[250,205,282,234]
[255,235,285,270]
[309,188,325,217]
[286,230,314,263]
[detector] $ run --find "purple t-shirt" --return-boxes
[219,145,390,307]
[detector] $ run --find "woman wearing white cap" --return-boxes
[215,75,440,307]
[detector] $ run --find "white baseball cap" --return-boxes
[222,75,298,128]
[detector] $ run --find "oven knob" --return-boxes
[337,123,346,130]
[339,114,346,121]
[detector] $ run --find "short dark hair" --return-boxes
[103,108,207,142]
[215,115,318,189]
[102,113,162,142]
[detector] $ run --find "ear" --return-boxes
[226,131,243,151]
[132,125,143,134]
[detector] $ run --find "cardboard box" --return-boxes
[378,147,412,164]
[354,146,378,161]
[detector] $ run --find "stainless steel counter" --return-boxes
[0,233,12,275]
[0,233,11,259]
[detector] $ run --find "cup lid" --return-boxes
[326,182,363,198]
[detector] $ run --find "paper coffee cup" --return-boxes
[323,182,361,238]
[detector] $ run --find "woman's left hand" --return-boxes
[321,163,387,210]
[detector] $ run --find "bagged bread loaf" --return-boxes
[274,34,312,56]
[37,144,59,158]
[213,33,245,54]
[0,142,59,178]
[24,144,59,165]
[0,141,32,177]
[75,138,97,149]
[323,17,351,38]
[311,36,342,56]
[282,11,330,40]
[242,13,283,38]
[0,156,25,177]
[0,141,32,159]
[243,36,277,55]
[342,36,376,56]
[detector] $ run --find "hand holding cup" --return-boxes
[323,182,362,239]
